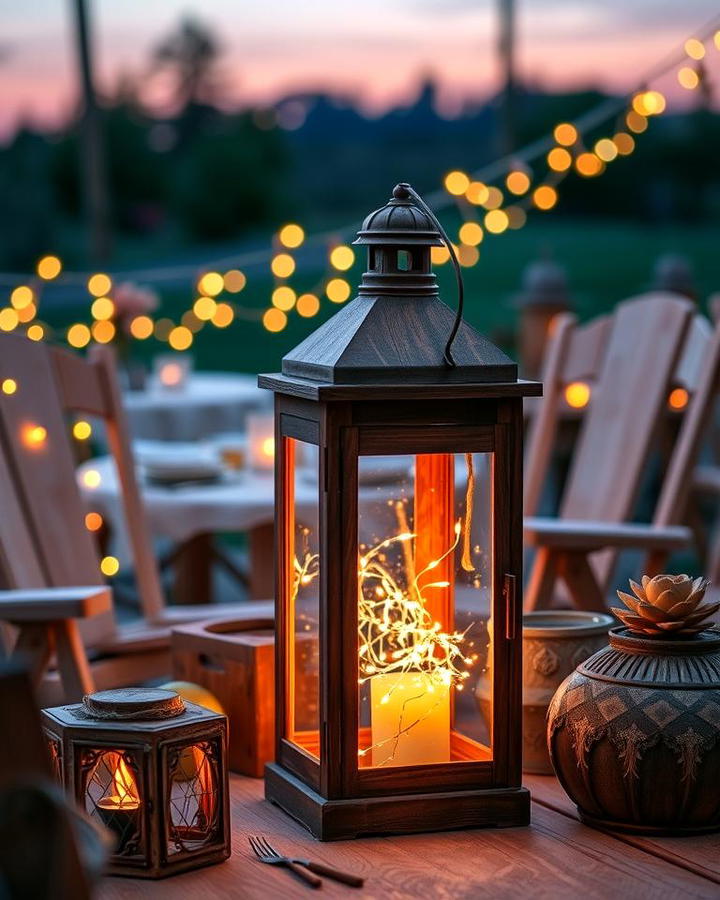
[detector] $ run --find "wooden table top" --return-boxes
[100,774,720,899]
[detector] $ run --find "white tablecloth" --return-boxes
[123,373,270,442]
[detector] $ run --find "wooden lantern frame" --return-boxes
[41,689,230,878]
[261,184,540,840]
[260,378,537,839]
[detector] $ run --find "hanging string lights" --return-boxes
[0,19,718,343]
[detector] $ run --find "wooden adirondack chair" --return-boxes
[523,292,720,611]
[0,334,272,702]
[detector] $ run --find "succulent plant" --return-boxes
[613,574,719,637]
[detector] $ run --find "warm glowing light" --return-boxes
[67,323,91,348]
[21,423,47,448]
[129,315,153,339]
[565,381,591,408]
[431,246,450,265]
[168,325,193,351]
[271,253,295,278]
[668,387,689,410]
[483,186,504,210]
[458,222,483,246]
[296,293,320,317]
[506,170,530,195]
[82,468,102,488]
[101,555,120,577]
[613,132,635,156]
[0,308,19,332]
[193,296,217,321]
[272,286,296,311]
[465,181,489,205]
[278,223,305,248]
[2,378,17,395]
[626,110,648,134]
[593,138,617,162]
[685,37,705,60]
[212,302,234,327]
[91,297,115,321]
[85,512,103,532]
[27,324,44,341]
[97,755,140,810]
[575,153,603,177]
[92,320,115,344]
[261,437,274,460]
[330,245,355,271]
[633,90,665,116]
[457,244,479,267]
[223,269,246,293]
[678,66,700,90]
[73,420,92,441]
[444,170,470,196]
[10,286,33,310]
[159,362,184,387]
[197,272,224,296]
[154,318,174,341]
[326,278,351,303]
[715,30,720,50]
[554,122,577,146]
[484,209,509,234]
[87,273,112,297]
[37,255,62,280]
[16,302,36,323]
[506,206,527,229]
[547,147,572,172]
[532,185,558,211]
[263,308,287,332]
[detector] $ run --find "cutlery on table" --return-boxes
[248,835,364,889]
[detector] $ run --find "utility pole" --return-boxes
[72,0,111,261]
[498,0,516,156]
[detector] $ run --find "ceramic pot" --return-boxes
[548,627,720,834]
[521,611,613,774]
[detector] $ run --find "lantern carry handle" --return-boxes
[402,183,464,368]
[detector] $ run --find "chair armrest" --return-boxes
[0,587,111,623]
[523,518,691,551]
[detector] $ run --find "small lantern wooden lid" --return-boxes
[81,688,186,721]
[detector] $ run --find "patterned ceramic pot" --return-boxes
[521,611,613,774]
[548,627,720,834]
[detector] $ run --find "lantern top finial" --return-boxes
[354,183,444,247]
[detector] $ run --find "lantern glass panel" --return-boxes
[167,741,220,856]
[285,436,321,758]
[83,748,143,856]
[357,451,493,768]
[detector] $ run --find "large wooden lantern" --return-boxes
[259,184,541,840]
[42,688,230,878]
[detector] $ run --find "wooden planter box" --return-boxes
[170,618,275,777]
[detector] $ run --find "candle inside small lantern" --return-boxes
[96,752,141,853]
[154,353,192,390]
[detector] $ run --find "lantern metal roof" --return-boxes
[275,184,521,389]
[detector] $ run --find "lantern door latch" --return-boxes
[503,574,518,640]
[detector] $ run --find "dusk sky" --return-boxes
[1,1,717,137]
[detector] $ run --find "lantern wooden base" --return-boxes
[265,763,530,841]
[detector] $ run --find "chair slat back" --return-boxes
[561,293,693,523]
[0,335,114,646]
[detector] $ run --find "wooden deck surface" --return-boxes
[100,774,720,899]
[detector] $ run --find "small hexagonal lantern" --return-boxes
[41,688,230,878]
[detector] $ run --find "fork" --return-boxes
[248,835,365,888]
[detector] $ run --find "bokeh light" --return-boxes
[565,381,591,408]
[575,153,604,177]
[554,123,577,146]
[212,303,234,327]
[91,297,115,321]
[26,324,44,341]
[465,182,489,205]
[129,315,154,339]
[431,246,450,265]
[223,269,246,293]
[330,245,355,271]
[263,308,287,332]
[271,253,296,278]
[506,170,530,195]
[685,37,705,60]
[547,147,572,172]
[91,320,115,344]
[613,132,635,155]
[21,423,47,449]
[458,222,483,246]
[168,325,193,351]
[296,293,320,317]
[457,244,479,267]
[10,286,34,309]
[326,278,351,303]
[272,286,296,311]
[85,512,103,532]
[154,318,174,341]
[444,170,470,196]
[82,468,102,488]
[87,273,112,297]
[37,255,62,280]
[16,302,37,323]
[193,296,217,321]
[0,308,19,331]
[668,387,689,410]
[197,272,224,296]
[532,185,558,210]
[678,67,700,90]
[68,323,91,348]
[484,209,509,234]
[73,420,92,440]
[594,138,618,162]
[100,555,120,577]
[483,186,504,210]
[626,110,648,133]
[278,223,305,248]
[2,378,17,395]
